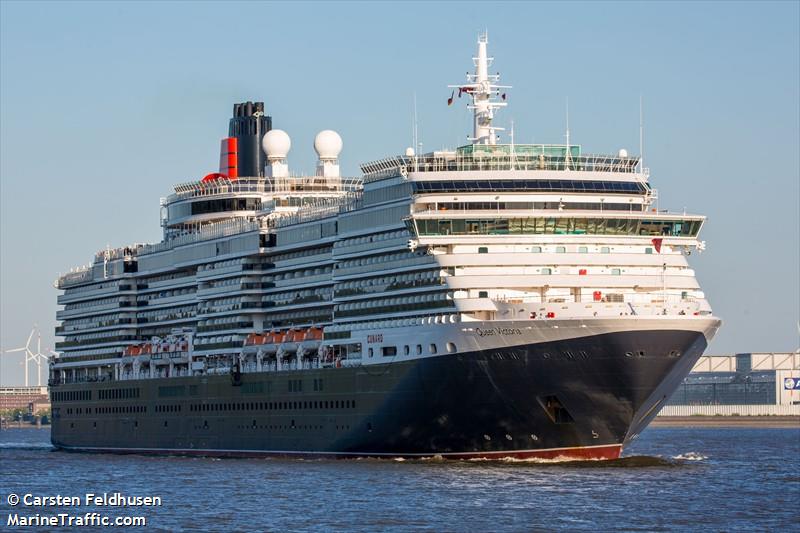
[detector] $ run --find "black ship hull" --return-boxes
[51,328,707,460]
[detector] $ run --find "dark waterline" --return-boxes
[1,427,798,532]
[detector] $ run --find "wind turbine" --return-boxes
[4,326,50,387]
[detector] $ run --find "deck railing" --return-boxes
[361,150,646,182]
[168,176,362,202]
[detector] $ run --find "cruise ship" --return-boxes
[50,35,721,460]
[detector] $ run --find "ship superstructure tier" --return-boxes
[50,35,720,460]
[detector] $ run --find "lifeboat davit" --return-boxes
[244,333,265,347]
[277,329,303,358]
[297,327,324,358]
[260,331,280,355]
[123,345,142,357]
[244,332,279,354]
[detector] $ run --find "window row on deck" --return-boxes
[412,179,646,194]
[414,217,701,237]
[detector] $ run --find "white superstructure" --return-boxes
[51,35,719,388]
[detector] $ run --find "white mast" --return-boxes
[564,96,572,171]
[412,92,418,155]
[449,32,510,145]
[509,119,516,170]
[639,94,644,174]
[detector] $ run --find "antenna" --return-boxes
[412,92,418,155]
[564,97,572,170]
[639,94,644,174]
[509,119,516,170]
[413,92,421,170]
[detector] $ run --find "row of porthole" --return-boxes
[478,246,621,254]
[624,350,681,358]
[58,405,146,416]
[230,423,352,431]
[368,342,458,358]
[52,390,92,402]
[63,399,359,417]
[75,421,349,432]
[96,405,147,414]
[483,433,539,442]
[188,399,356,412]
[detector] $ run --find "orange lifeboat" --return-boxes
[304,327,324,341]
[290,329,307,343]
[123,345,142,357]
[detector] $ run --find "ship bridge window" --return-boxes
[415,218,701,238]
[412,180,645,195]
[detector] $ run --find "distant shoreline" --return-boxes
[652,416,800,428]
[0,422,50,430]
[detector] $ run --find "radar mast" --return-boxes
[449,32,510,145]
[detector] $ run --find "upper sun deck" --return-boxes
[361,144,644,184]
[166,176,363,204]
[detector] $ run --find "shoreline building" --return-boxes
[659,352,800,416]
[0,386,50,412]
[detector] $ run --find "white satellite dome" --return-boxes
[618,148,628,158]
[262,129,291,159]
[314,130,343,160]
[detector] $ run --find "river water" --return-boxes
[1,426,798,532]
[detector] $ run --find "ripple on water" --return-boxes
[1,427,798,532]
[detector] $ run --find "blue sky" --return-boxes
[1,1,798,385]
